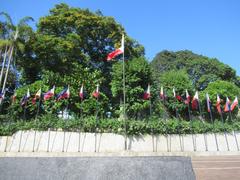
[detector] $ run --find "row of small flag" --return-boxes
[143,85,239,113]
[3,83,239,114]
[10,84,100,106]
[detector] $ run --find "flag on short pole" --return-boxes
[32,88,41,104]
[107,35,124,61]
[206,93,211,112]
[92,84,100,98]
[11,91,17,104]
[192,91,199,110]
[79,84,84,100]
[231,97,238,111]
[143,84,151,100]
[0,92,5,100]
[56,86,70,101]
[184,89,191,104]
[224,97,231,112]
[44,86,55,101]
[21,89,30,106]
[173,88,176,98]
[160,86,165,99]
[216,94,222,114]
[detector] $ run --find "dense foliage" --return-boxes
[0,3,239,134]
[1,114,240,136]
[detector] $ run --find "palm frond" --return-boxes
[0,12,14,27]
[17,16,34,27]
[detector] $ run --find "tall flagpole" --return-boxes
[233,99,240,151]
[122,35,127,150]
[207,93,219,151]
[33,90,41,152]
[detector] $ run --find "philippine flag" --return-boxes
[192,91,199,110]
[44,86,55,101]
[92,84,100,98]
[32,88,41,104]
[184,89,191,105]
[56,86,70,101]
[160,86,165,99]
[107,35,124,61]
[224,97,231,112]
[21,89,30,106]
[216,94,222,114]
[206,93,211,113]
[143,84,151,100]
[230,97,238,111]
[79,84,84,100]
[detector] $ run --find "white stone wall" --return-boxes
[0,130,239,153]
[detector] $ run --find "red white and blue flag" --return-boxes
[56,86,70,101]
[231,97,239,111]
[79,84,84,100]
[44,86,55,101]
[216,94,222,114]
[21,89,30,106]
[92,84,100,98]
[206,93,211,112]
[192,91,199,110]
[160,86,165,99]
[184,89,191,104]
[32,88,41,104]
[143,84,151,100]
[0,92,4,100]
[224,97,231,112]
[12,91,17,104]
[107,35,124,61]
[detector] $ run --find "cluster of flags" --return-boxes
[143,85,239,113]
[11,84,100,107]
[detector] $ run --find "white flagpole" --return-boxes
[122,34,127,150]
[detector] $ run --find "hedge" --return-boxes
[0,114,240,136]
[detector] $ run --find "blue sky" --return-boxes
[1,0,240,75]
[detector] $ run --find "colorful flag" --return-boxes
[224,97,231,112]
[21,89,30,106]
[173,88,176,98]
[216,94,222,114]
[192,91,199,110]
[160,86,165,99]
[206,93,211,113]
[92,84,100,98]
[32,88,41,104]
[79,84,84,100]
[44,86,55,101]
[231,97,239,111]
[184,89,191,104]
[11,91,17,103]
[143,84,151,100]
[56,86,70,101]
[107,35,124,61]
[0,92,4,100]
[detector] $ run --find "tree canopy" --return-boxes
[151,50,239,90]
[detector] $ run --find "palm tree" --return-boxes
[0,12,34,103]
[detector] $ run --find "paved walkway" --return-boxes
[0,156,195,180]
[192,156,240,180]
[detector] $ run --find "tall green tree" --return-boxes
[111,57,153,119]
[151,50,238,90]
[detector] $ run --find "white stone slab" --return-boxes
[98,133,125,152]
[80,133,97,153]
[128,135,154,152]
[206,133,218,151]
[183,134,195,152]
[156,135,168,152]
[195,134,207,152]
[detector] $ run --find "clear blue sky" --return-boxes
[1,0,240,75]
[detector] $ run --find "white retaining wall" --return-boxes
[0,130,239,153]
